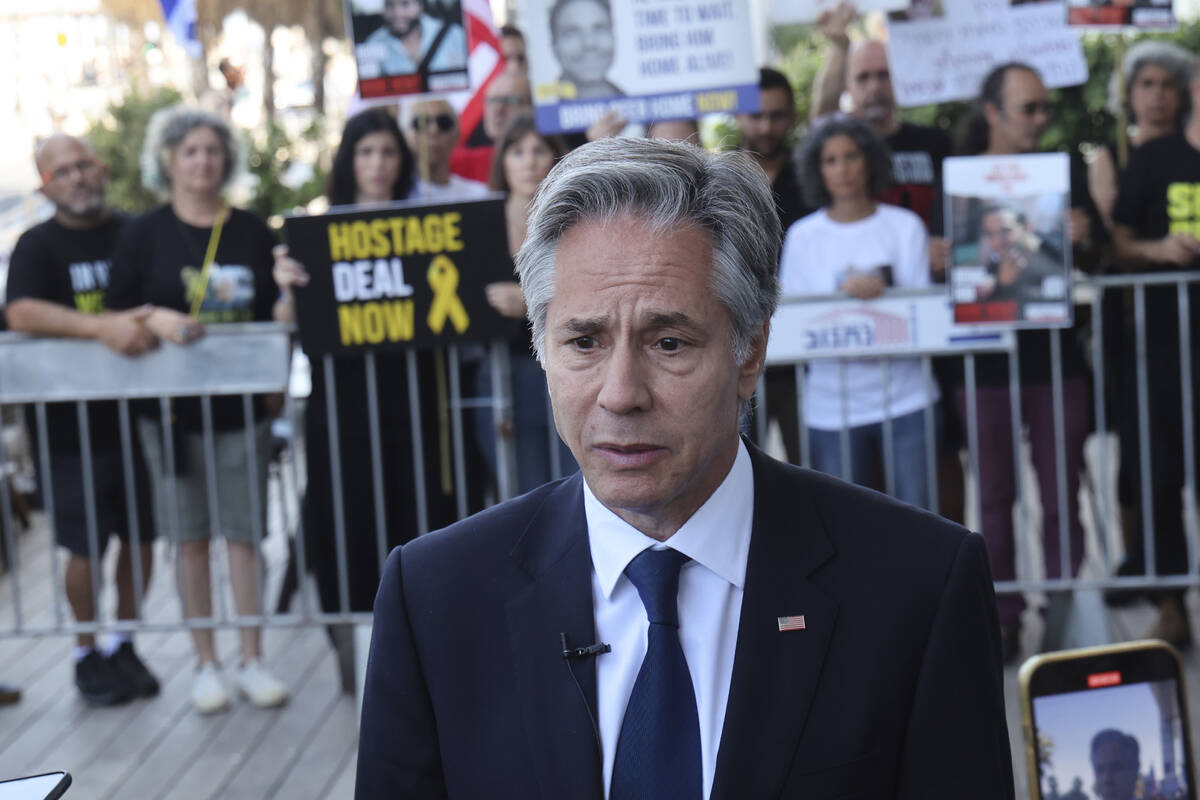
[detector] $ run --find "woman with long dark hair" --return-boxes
[274,108,458,690]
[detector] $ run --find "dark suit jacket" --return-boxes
[356,443,1015,799]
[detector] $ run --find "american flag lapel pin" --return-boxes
[777,615,806,632]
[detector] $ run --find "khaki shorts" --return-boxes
[136,416,272,544]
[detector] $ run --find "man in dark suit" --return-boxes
[356,138,1014,799]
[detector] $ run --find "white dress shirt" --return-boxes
[586,440,754,800]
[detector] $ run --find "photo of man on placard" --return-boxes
[351,0,468,91]
[548,0,624,99]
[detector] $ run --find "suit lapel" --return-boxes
[505,474,604,800]
[711,446,839,800]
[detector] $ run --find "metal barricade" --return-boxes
[0,323,550,638]
[761,273,1200,603]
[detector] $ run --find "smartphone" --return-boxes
[0,771,71,800]
[1019,641,1195,800]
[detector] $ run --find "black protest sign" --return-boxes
[284,198,526,356]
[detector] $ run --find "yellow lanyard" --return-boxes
[188,207,227,318]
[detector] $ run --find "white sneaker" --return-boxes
[192,663,231,714]
[235,660,288,708]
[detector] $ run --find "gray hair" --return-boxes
[1108,39,1195,123]
[515,137,781,366]
[140,105,238,196]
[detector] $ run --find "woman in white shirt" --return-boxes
[779,117,940,509]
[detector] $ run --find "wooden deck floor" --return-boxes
[0,503,359,799]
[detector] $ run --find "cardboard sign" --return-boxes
[284,199,527,356]
[772,0,908,24]
[766,290,1014,364]
[347,0,471,99]
[520,0,760,133]
[1067,0,1173,29]
[887,0,1087,107]
[944,153,1074,328]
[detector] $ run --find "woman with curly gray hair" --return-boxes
[1090,39,1194,226]
[780,117,940,510]
[106,105,287,714]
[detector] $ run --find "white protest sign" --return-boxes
[766,290,1014,364]
[771,0,907,24]
[887,0,1087,107]
[520,0,760,133]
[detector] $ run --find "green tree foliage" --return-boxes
[83,88,325,220]
[244,118,327,223]
[84,86,182,213]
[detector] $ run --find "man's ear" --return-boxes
[737,321,771,402]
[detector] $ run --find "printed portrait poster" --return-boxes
[944,152,1073,328]
[347,0,471,99]
[1067,0,1173,29]
[284,198,526,357]
[886,0,1088,107]
[772,0,908,24]
[520,0,760,134]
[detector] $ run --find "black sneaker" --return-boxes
[75,650,132,706]
[109,641,160,698]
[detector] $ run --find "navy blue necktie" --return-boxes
[610,548,702,800]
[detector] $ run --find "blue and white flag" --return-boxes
[159,0,201,58]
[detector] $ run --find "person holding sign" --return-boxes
[274,108,460,691]
[548,0,623,100]
[779,117,940,511]
[106,106,288,714]
[959,63,1105,662]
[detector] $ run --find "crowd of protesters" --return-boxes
[6,12,1200,709]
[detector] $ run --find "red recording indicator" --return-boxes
[1087,671,1122,689]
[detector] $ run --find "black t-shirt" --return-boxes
[1113,132,1200,355]
[772,158,812,241]
[6,215,127,453]
[977,154,1107,386]
[881,122,952,236]
[106,205,278,431]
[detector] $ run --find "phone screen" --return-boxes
[0,772,70,800]
[1030,668,1191,800]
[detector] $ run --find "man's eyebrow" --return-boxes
[562,317,608,336]
[646,311,699,330]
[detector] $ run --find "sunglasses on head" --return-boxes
[411,114,456,133]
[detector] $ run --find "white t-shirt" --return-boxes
[779,205,939,430]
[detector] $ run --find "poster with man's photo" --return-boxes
[347,0,471,99]
[944,153,1073,327]
[1066,0,1173,29]
[519,0,760,134]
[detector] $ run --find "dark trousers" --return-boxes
[957,378,1088,626]
[1120,351,1196,586]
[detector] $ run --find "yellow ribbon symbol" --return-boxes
[426,255,470,335]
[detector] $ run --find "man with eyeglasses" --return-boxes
[4,133,179,706]
[403,98,490,200]
[451,69,534,184]
[962,62,1105,663]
